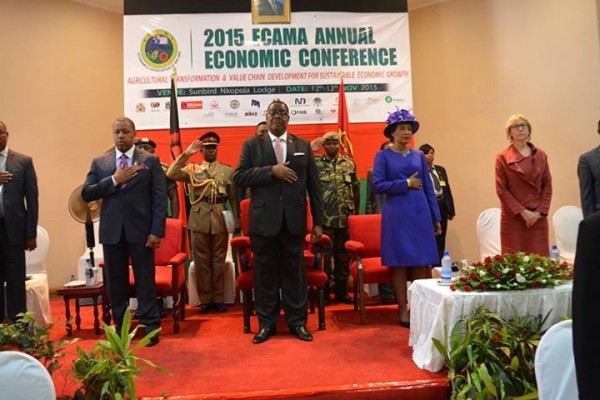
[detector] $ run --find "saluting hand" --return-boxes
[185,139,203,156]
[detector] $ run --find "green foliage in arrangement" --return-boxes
[451,252,572,292]
[433,307,549,400]
[0,312,67,375]
[71,310,169,400]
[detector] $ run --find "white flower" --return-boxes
[520,267,525,273]
[496,284,502,289]
[536,266,544,272]
[523,256,530,262]
[554,280,560,286]
[479,270,486,277]
[541,279,547,284]
[503,268,510,274]
[516,273,526,283]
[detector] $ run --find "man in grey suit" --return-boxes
[82,117,166,346]
[234,100,323,344]
[578,120,600,218]
[0,120,39,323]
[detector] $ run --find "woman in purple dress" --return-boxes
[372,109,441,327]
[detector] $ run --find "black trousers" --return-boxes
[434,200,449,265]
[0,220,26,322]
[250,219,306,328]
[103,232,160,333]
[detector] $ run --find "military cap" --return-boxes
[199,131,220,146]
[322,132,340,142]
[135,137,157,148]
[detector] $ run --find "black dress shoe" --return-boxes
[213,302,227,313]
[334,293,354,304]
[146,334,160,347]
[289,325,313,341]
[198,304,212,314]
[253,326,277,344]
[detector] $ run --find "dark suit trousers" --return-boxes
[434,200,449,265]
[103,232,160,332]
[573,212,600,400]
[250,219,307,328]
[0,220,27,322]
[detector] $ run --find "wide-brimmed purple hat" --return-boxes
[383,108,420,138]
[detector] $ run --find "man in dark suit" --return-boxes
[82,117,166,346]
[577,120,600,218]
[234,100,324,344]
[257,0,284,16]
[0,120,39,323]
[419,144,456,264]
[573,211,600,399]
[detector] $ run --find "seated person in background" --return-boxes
[167,132,238,314]
[315,132,360,304]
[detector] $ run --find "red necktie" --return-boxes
[274,138,284,164]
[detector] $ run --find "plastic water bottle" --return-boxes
[85,259,94,287]
[549,245,560,264]
[441,250,453,285]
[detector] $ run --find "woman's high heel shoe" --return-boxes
[398,309,410,328]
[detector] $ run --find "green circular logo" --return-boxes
[140,30,178,70]
[385,96,393,103]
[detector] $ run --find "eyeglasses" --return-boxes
[510,124,528,131]
[267,111,289,118]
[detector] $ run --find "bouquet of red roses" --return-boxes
[450,252,572,292]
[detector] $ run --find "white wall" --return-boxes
[410,0,600,261]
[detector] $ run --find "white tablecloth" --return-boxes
[408,279,572,372]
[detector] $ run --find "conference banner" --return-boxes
[124,12,412,129]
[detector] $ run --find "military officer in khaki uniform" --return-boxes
[315,132,361,304]
[167,132,238,313]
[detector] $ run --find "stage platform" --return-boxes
[48,296,450,399]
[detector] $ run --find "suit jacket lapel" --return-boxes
[286,134,296,162]
[4,150,15,172]
[259,134,278,165]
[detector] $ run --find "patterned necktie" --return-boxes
[274,137,284,164]
[430,167,441,192]
[119,154,128,187]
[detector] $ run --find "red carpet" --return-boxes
[49,297,449,399]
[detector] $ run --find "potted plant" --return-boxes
[0,311,66,375]
[70,310,169,400]
[433,306,547,400]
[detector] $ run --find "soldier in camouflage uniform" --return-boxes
[315,132,361,304]
[167,132,238,314]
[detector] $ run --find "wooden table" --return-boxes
[56,283,110,336]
